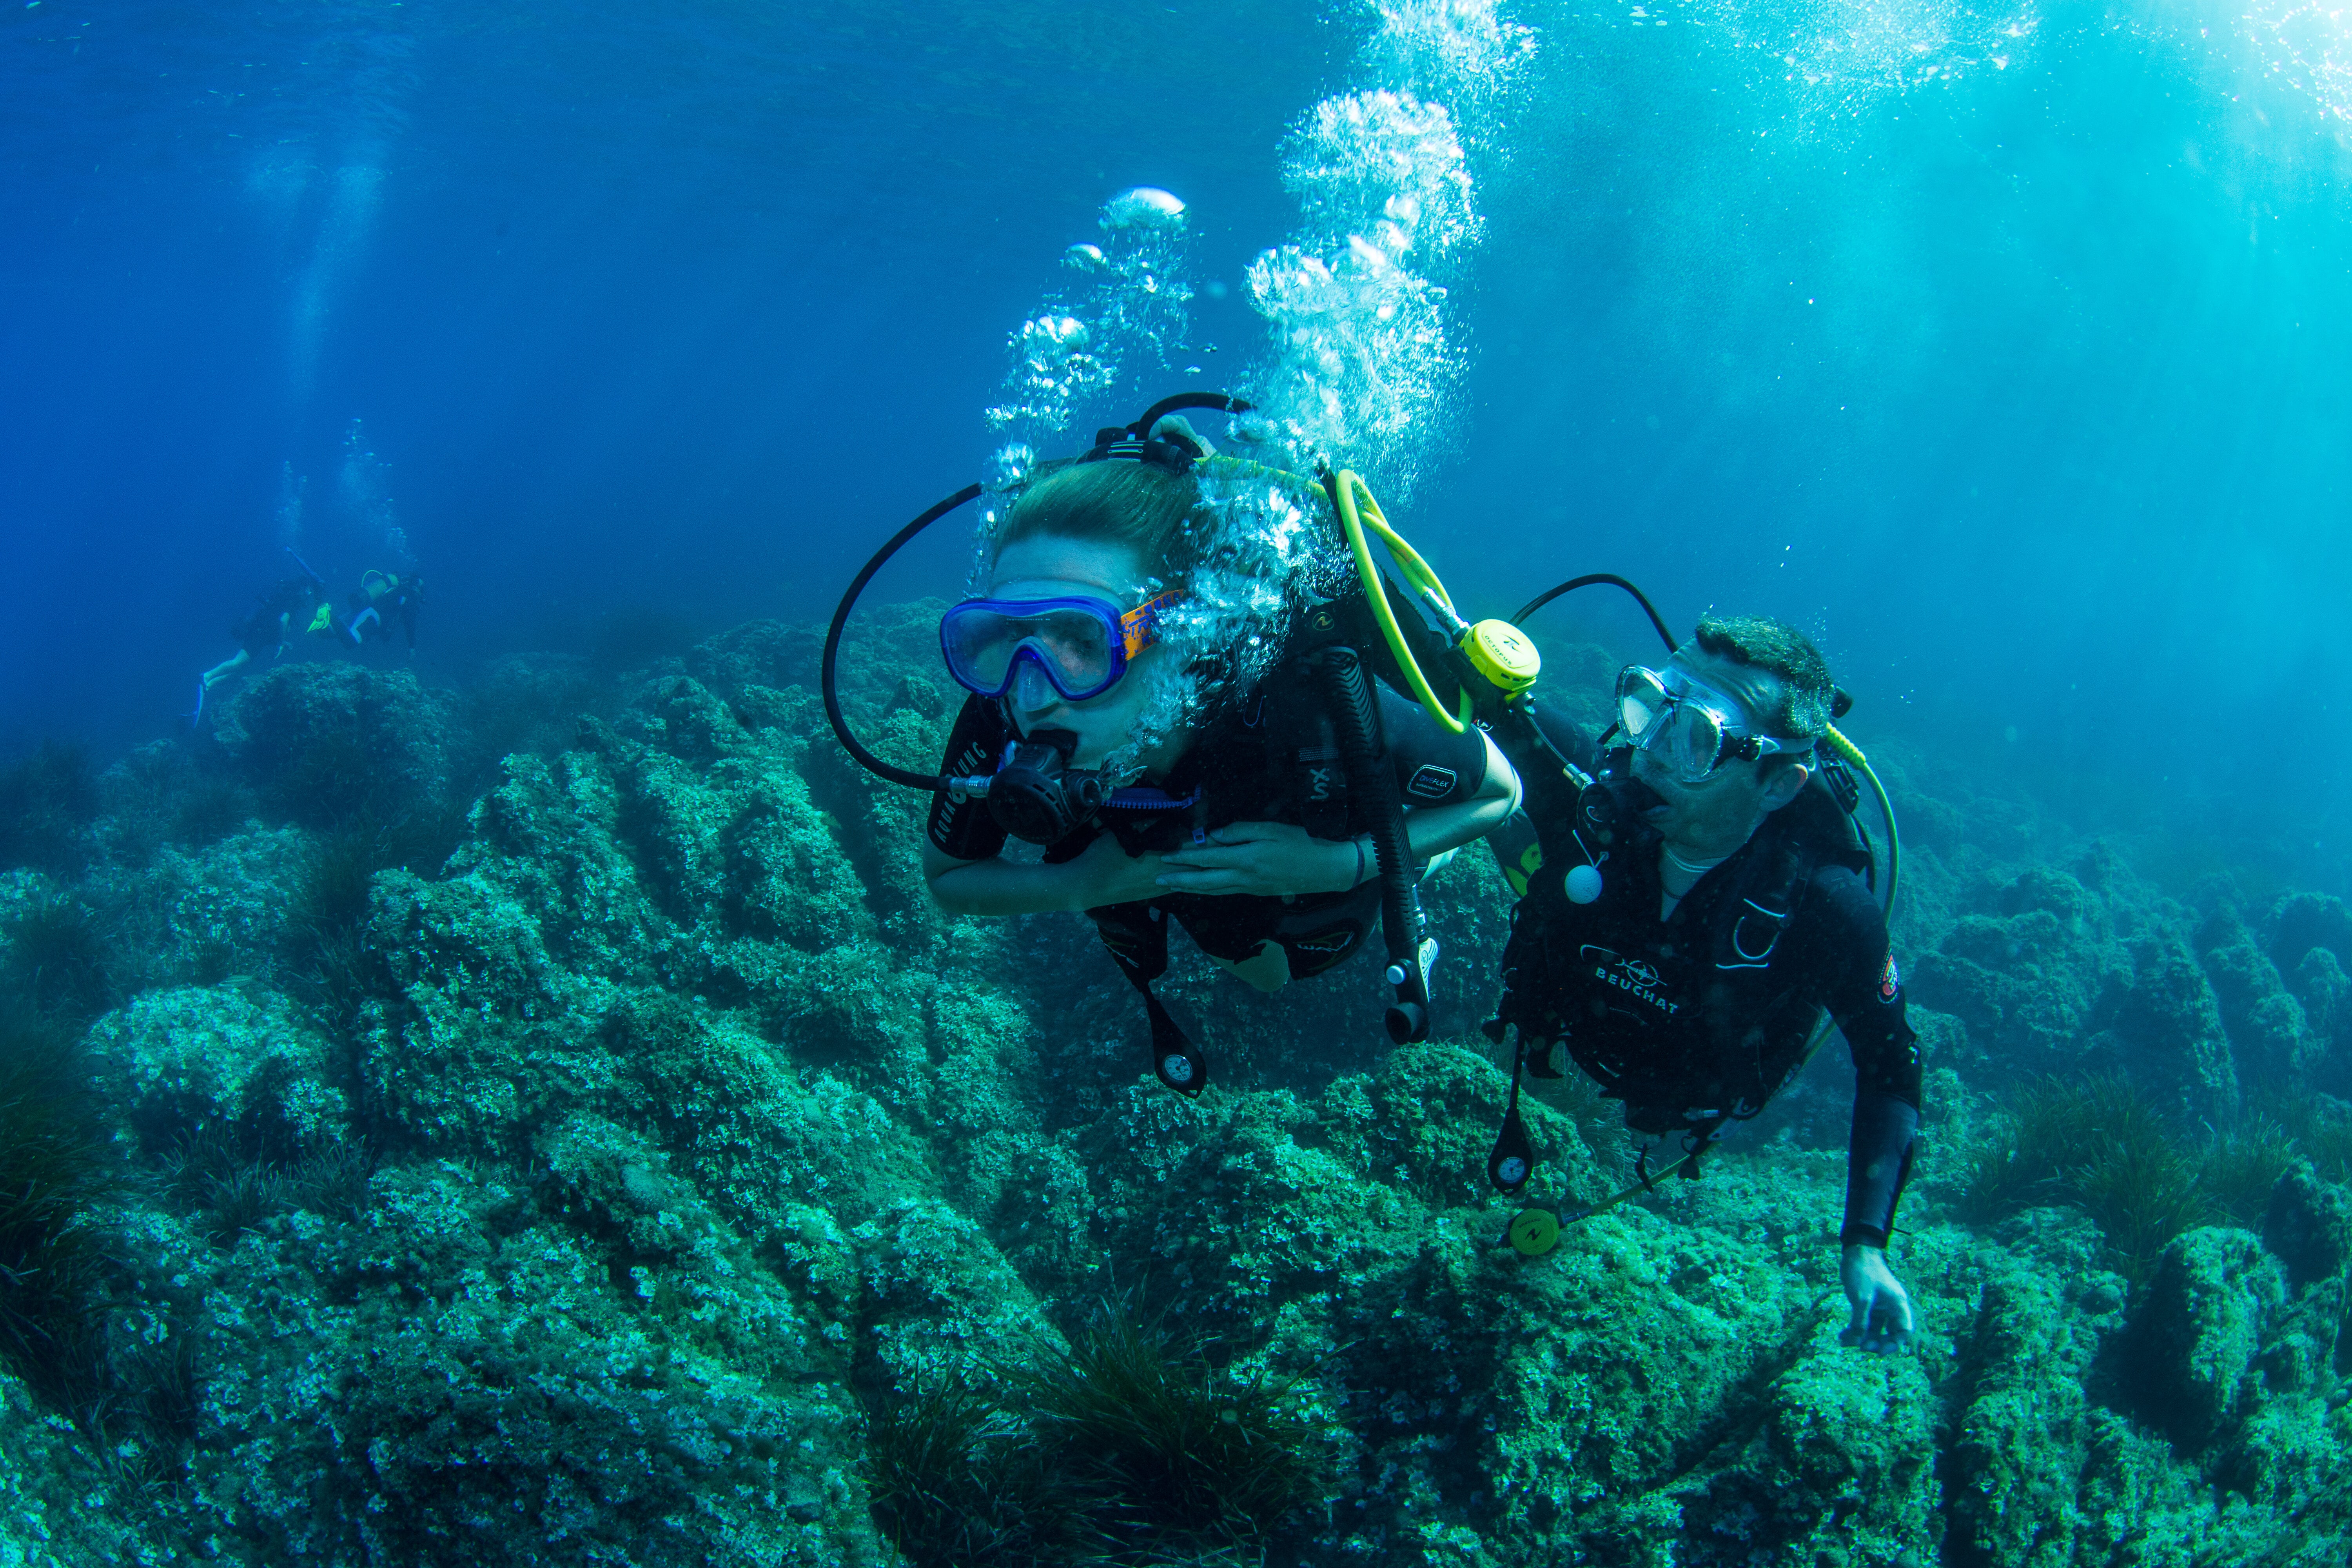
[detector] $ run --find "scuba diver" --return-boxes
[922,422,1521,967]
[824,393,1521,1093]
[338,569,423,652]
[1480,613,1921,1353]
[195,559,330,722]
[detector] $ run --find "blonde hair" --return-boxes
[993,461,1203,583]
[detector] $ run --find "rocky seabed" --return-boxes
[0,611,2346,1566]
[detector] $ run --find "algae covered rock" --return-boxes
[1908,862,2133,1080]
[212,663,454,827]
[1935,1210,2129,1566]
[2263,1157,2352,1289]
[2200,900,2325,1091]
[2087,931,2240,1116]
[0,1369,168,1567]
[176,1155,867,1566]
[108,826,312,989]
[2119,1226,2286,1448]
[87,984,348,1151]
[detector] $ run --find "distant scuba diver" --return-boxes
[194,556,331,722]
[1477,610,1921,1352]
[824,393,1523,1093]
[337,568,423,652]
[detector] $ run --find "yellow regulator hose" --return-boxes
[1330,470,1470,735]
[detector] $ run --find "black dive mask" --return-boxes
[1574,747,1667,849]
[986,728,1107,845]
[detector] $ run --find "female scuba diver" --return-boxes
[915,414,1521,1086]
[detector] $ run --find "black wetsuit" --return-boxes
[346,579,422,650]
[232,578,322,659]
[1490,744,1922,1247]
[928,684,1490,980]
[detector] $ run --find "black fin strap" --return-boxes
[1487,1031,1535,1194]
[1675,1115,1730,1181]
[1139,984,1210,1095]
[1091,901,1207,1094]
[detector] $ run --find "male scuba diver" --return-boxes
[1483,614,1921,1352]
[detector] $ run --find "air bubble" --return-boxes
[1102,187,1187,230]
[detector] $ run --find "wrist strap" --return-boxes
[1352,835,1369,889]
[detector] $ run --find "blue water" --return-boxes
[4,0,2348,879]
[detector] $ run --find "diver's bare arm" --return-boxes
[922,833,1162,915]
[1401,732,1522,860]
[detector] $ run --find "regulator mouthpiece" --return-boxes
[1575,756,1665,847]
[985,728,1106,845]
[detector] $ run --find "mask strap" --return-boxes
[1117,589,1188,661]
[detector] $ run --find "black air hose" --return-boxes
[1129,390,1252,436]
[1514,573,1679,654]
[1315,643,1430,1044]
[821,483,983,791]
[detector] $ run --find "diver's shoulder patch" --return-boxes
[1405,764,1459,801]
[1880,953,1900,1000]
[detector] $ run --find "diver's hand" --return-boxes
[1839,1245,1915,1354]
[1068,830,1166,908]
[1154,821,1357,897]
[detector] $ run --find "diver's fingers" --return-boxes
[1858,1287,1916,1354]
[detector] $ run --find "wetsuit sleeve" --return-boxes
[925,695,1011,862]
[1808,867,1923,1249]
[1374,686,1490,806]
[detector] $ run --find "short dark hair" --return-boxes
[994,460,1204,583]
[1691,613,1834,745]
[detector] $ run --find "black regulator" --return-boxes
[979,729,1107,847]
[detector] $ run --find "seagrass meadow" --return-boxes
[0,608,2347,1568]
